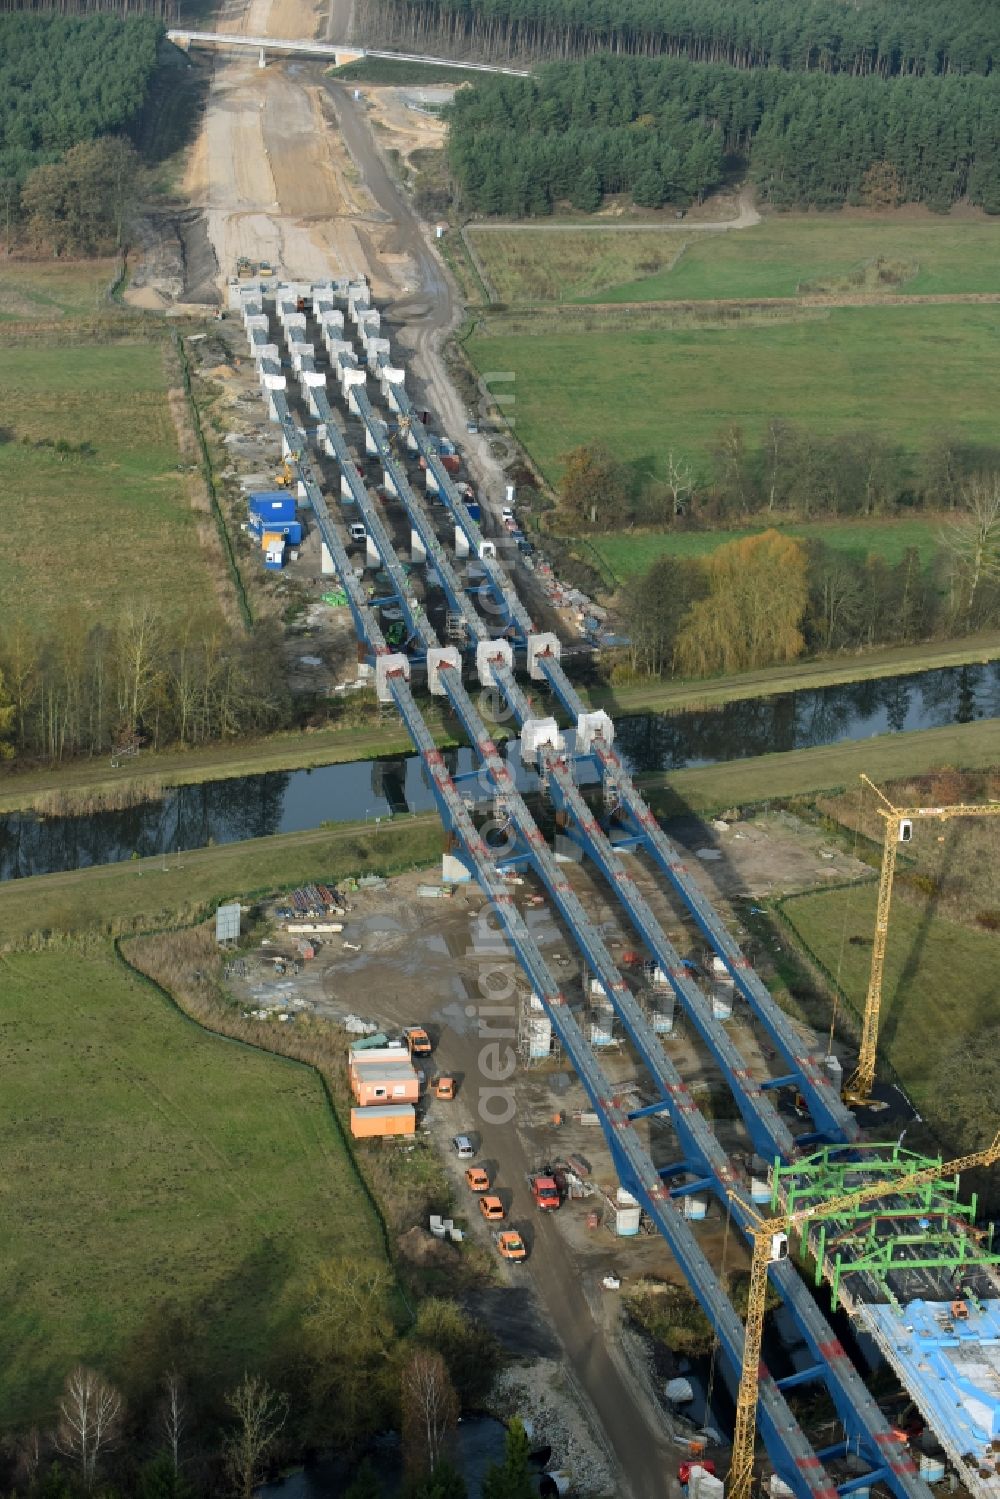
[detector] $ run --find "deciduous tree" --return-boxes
[223,1374,287,1499]
[941,474,1000,627]
[556,444,628,530]
[401,1350,459,1478]
[675,530,809,675]
[54,1366,123,1492]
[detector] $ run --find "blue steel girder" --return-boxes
[531,731,797,1165]
[390,387,532,643]
[266,305,929,1499]
[534,654,857,1146]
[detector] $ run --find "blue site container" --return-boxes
[466,501,481,522]
[249,491,297,522]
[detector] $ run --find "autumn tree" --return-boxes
[556,444,628,530]
[401,1350,459,1478]
[22,137,141,256]
[223,1374,288,1499]
[54,1366,123,1491]
[675,530,809,675]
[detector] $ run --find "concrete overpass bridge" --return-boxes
[166,30,531,76]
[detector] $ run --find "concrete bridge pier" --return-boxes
[259,46,266,67]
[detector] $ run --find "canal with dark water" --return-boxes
[1,663,995,881]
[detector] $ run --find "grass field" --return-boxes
[639,718,1000,816]
[587,517,943,581]
[467,216,1000,305]
[0,815,442,948]
[0,259,120,320]
[469,230,687,303]
[0,944,384,1425]
[0,339,222,632]
[469,304,1000,483]
[779,882,999,1146]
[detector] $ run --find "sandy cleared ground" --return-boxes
[180,0,433,295]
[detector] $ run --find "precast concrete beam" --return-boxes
[528,632,560,681]
[520,716,564,764]
[476,638,513,687]
[376,652,408,703]
[426,646,461,695]
[576,709,615,756]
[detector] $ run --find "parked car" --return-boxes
[452,1135,475,1159]
[465,1165,490,1192]
[479,1195,505,1222]
[494,1229,526,1261]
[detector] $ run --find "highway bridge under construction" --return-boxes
[230,273,1000,1499]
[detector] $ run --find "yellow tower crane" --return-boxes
[727,1130,1000,1499]
[842,774,1000,1109]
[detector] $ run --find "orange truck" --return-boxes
[403,1026,432,1058]
[527,1172,561,1211]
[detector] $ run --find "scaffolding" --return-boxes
[771,1142,1000,1309]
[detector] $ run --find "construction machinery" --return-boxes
[843,774,1000,1108]
[236,256,255,278]
[727,1131,1000,1499]
[274,460,295,489]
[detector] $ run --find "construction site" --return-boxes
[211,266,1000,1499]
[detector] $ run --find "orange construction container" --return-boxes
[352,1061,420,1108]
[350,1103,416,1139]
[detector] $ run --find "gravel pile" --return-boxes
[491,1359,615,1497]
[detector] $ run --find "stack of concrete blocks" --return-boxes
[644,960,675,1035]
[238,288,287,421]
[526,990,552,1061]
[356,307,380,340]
[366,335,391,371]
[587,977,616,1048]
[335,349,367,415]
[380,364,406,416]
[346,279,371,327]
[709,953,735,1020]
